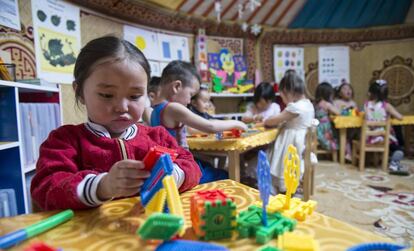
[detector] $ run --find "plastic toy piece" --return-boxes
[140,154,174,207]
[257,150,271,226]
[237,205,296,244]
[0,209,73,249]
[277,232,320,251]
[255,194,317,221]
[283,144,300,209]
[347,243,407,251]
[162,176,185,236]
[137,213,184,240]
[142,146,178,171]
[215,132,223,140]
[23,242,61,251]
[258,246,282,251]
[145,188,167,216]
[155,240,229,251]
[190,190,237,240]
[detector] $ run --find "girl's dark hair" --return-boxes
[279,70,305,95]
[160,60,201,87]
[253,82,274,104]
[73,36,150,105]
[191,84,209,101]
[335,82,354,99]
[369,80,388,101]
[315,82,334,103]
[148,76,161,94]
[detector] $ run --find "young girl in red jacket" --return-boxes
[30,36,201,211]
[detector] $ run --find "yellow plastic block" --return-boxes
[255,194,317,221]
[162,175,185,236]
[283,145,300,209]
[145,188,166,216]
[277,232,320,251]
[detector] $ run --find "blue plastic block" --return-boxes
[347,243,407,251]
[140,154,173,206]
[155,240,229,251]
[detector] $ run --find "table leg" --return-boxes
[339,128,347,165]
[228,151,240,182]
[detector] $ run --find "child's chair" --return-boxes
[316,144,338,162]
[303,124,318,201]
[351,118,391,171]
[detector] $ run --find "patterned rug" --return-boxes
[313,160,414,245]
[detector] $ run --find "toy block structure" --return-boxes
[255,195,317,221]
[138,213,183,241]
[237,205,296,244]
[190,189,237,240]
[277,232,320,251]
[142,146,178,171]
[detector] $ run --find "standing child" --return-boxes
[314,82,340,151]
[30,36,201,210]
[334,81,358,114]
[264,70,315,193]
[147,60,247,183]
[364,79,405,173]
[242,82,281,123]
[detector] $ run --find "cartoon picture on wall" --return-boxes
[32,0,81,84]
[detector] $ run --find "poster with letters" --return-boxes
[123,25,160,61]
[273,46,304,83]
[0,0,21,30]
[318,46,350,87]
[32,0,81,84]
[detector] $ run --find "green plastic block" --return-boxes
[199,199,236,241]
[257,246,282,251]
[137,213,184,240]
[237,206,296,244]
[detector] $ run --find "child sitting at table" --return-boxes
[242,82,280,123]
[147,76,161,107]
[30,36,201,210]
[334,80,358,114]
[188,84,216,120]
[146,60,247,183]
[314,82,340,152]
[264,70,315,193]
[364,79,406,173]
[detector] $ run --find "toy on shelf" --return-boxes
[155,240,229,251]
[0,210,73,249]
[137,213,184,241]
[277,232,320,251]
[346,242,408,251]
[236,205,296,244]
[142,146,178,171]
[283,144,300,209]
[257,150,271,226]
[190,189,237,241]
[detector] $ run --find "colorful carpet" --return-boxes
[313,160,414,245]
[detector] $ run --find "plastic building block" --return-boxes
[237,205,296,244]
[140,154,174,207]
[215,132,223,140]
[190,190,237,240]
[255,194,317,221]
[142,146,178,171]
[162,176,185,236]
[283,144,300,209]
[277,232,320,251]
[23,242,61,251]
[145,189,167,216]
[347,243,407,251]
[258,246,282,251]
[137,213,184,240]
[257,150,271,226]
[155,240,229,251]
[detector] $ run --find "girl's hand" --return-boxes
[253,114,264,122]
[97,160,150,200]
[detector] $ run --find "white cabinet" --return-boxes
[0,80,62,215]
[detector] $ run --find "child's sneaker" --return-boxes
[389,161,410,176]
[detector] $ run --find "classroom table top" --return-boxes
[187,128,278,151]
[333,115,414,129]
[0,179,391,251]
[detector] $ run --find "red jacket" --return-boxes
[31,124,201,210]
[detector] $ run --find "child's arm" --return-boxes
[385,103,403,120]
[165,102,248,133]
[326,102,341,115]
[264,110,298,127]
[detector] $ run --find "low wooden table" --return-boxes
[333,115,414,165]
[187,128,278,182]
[0,180,391,251]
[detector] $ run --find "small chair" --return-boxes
[303,125,318,201]
[352,118,391,171]
[316,144,338,162]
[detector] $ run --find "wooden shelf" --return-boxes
[24,163,37,174]
[0,80,59,93]
[0,142,20,151]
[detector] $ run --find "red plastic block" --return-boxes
[24,242,59,251]
[143,146,178,171]
[193,190,232,205]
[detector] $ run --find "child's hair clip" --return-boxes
[375,79,387,86]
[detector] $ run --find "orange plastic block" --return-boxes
[277,232,320,251]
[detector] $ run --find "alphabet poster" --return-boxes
[32,0,81,84]
[318,46,350,87]
[273,46,304,83]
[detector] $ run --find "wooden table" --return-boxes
[187,128,278,182]
[0,180,391,251]
[333,115,414,165]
